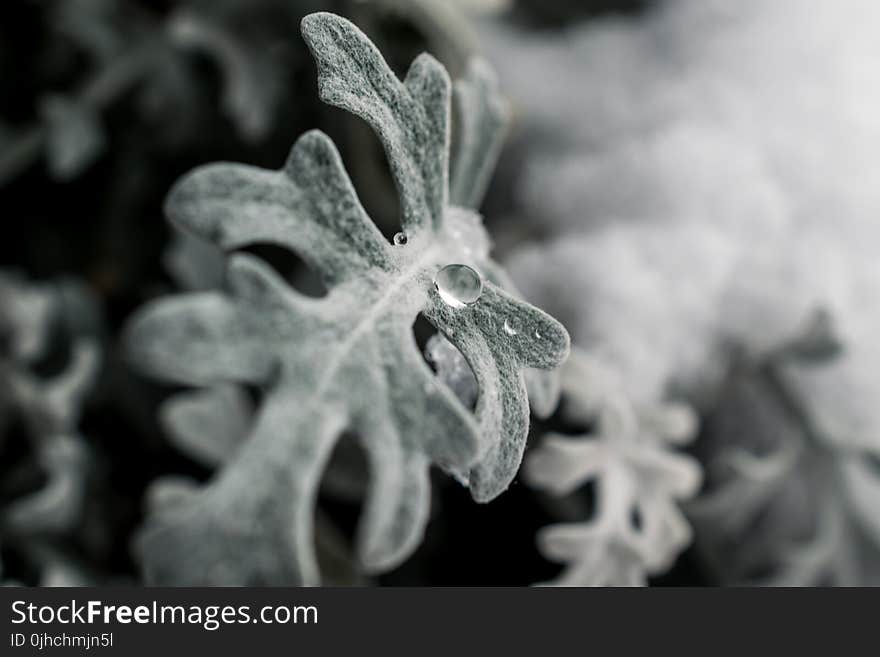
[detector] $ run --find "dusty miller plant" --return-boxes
[524,350,701,586]
[125,12,569,585]
[0,271,101,585]
[689,313,880,585]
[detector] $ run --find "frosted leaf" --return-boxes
[524,350,701,586]
[480,260,561,419]
[126,13,569,585]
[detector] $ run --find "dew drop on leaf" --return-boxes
[434,264,483,308]
[393,232,408,246]
[503,320,518,336]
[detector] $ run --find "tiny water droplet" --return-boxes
[534,328,542,339]
[434,264,483,309]
[393,232,408,246]
[503,320,518,336]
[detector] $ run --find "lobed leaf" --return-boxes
[127,12,569,585]
[524,350,700,586]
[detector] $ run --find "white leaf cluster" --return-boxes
[0,272,101,584]
[524,351,700,585]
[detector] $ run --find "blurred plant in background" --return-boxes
[0,271,102,585]
[524,350,700,586]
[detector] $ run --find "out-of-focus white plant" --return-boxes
[0,0,332,185]
[689,314,880,585]
[0,271,101,585]
[524,350,701,586]
[484,0,880,583]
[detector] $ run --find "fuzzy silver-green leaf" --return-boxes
[125,12,568,586]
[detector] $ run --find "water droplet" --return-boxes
[503,320,518,336]
[434,264,483,308]
[393,232,408,246]
[534,329,542,339]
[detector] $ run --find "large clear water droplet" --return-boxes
[434,264,483,309]
[393,232,408,246]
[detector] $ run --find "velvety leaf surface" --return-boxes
[126,12,568,585]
